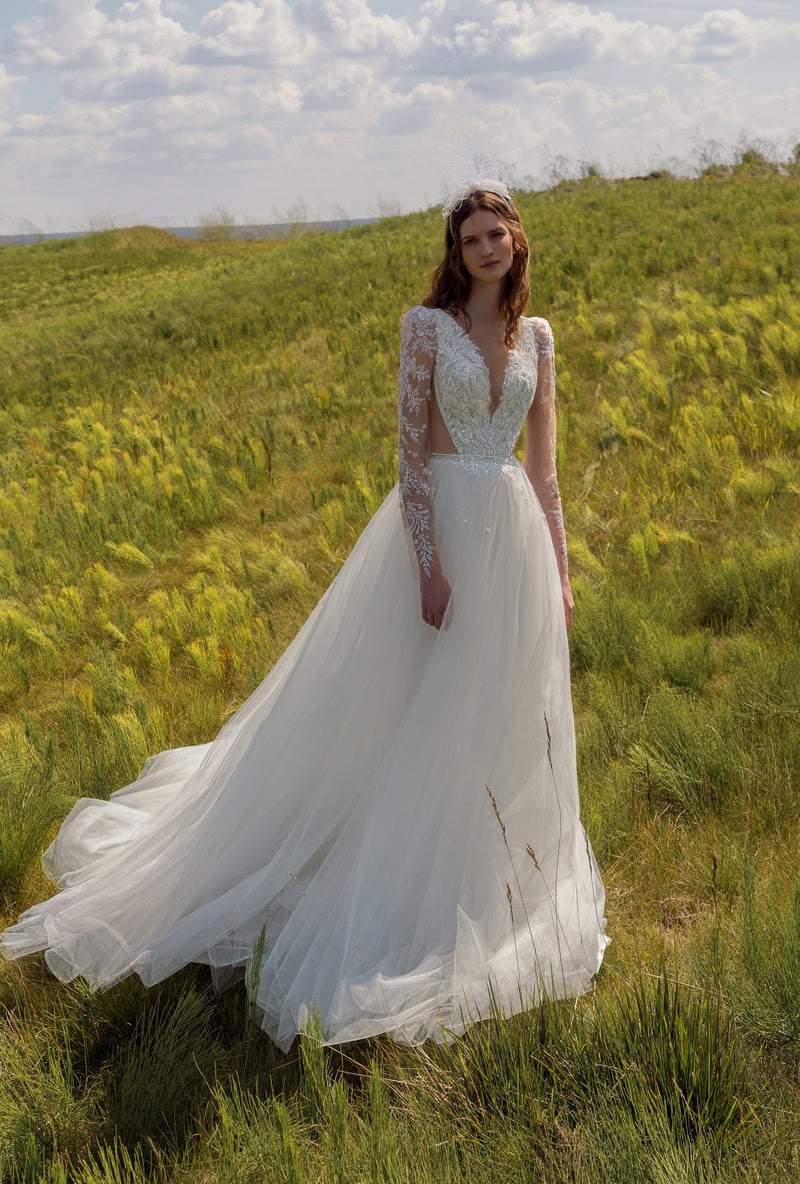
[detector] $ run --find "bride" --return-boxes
[2,180,608,1051]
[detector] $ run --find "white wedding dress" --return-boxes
[2,306,608,1051]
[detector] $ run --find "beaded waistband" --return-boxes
[429,451,519,472]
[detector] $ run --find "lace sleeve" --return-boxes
[525,319,568,578]
[397,306,438,579]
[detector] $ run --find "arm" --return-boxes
[397,307,451,629]
[524,320,574,628]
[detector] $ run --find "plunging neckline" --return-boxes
[441,310,518,418]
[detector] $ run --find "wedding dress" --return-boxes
[2,306,608,1051]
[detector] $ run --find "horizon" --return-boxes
[2,143,796,245]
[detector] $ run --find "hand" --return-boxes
[421,572,452,631]
[561,576,574,630]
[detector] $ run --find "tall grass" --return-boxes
[722,859,800,1047]
[0,170,798,1179]
[0,720,64,899]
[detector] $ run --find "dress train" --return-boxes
[2,455,607,1051]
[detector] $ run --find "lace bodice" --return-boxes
[397,304,567,579]
[432,309,539,457]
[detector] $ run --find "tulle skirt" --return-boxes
[2,453,608,1051]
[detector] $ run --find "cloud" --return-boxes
[14,0,200,99]
[198,0,307,64]
[0,63,26,114]
[372,79,461,134]
[2,0,799,228]
[15,98,128,136]
[292,0,418,55]
[412,0,675,75]
[678,7,798,62]
[15,0,123,68]
[302,62,378,111]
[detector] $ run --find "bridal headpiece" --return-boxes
[441,178,513,221]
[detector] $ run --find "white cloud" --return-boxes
[16,98,127,135]
[14,0,119,68]
[198,0,307,63]
[292,0,418,54]
[1,0,799,229]
[302,62,377,111]
[412,0,675,74]
[0,63,26,114]
[678,7,797,62]
[174,127,229,147]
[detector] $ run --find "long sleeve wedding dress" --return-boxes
[2,306,608,1051]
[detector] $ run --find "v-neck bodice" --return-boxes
[396,304,559,579]
[432,309,540,459]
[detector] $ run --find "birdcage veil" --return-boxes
[439,148,517,221]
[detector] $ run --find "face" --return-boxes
[458,208,514,285]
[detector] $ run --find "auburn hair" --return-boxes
[422,191,530,347]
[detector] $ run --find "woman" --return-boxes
[2,181,607,1051]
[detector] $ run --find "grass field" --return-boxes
[0,162,799,1181]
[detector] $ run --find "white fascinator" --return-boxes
[440,149,516,221]
[441,179,513,220]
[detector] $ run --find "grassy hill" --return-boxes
[0,173,798,1181]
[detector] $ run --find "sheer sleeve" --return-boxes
[524,319,568,579]
[397,306,438,578]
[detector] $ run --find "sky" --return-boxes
[0,0,798,233]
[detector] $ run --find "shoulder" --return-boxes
[525,316,554,361]
[402,305,439,329]
[400,305,439,346]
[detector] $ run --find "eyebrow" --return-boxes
[460,226,504,241]
[459,222,504,234]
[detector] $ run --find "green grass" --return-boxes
[0,167,799,1180]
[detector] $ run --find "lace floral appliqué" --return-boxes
[526,319,568,572]
[397,307,568,578]
[397,307,437,577]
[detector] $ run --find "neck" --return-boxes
[465,281,504,325]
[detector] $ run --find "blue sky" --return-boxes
[1,1,797,233]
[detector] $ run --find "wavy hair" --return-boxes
[422,191,530,347]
